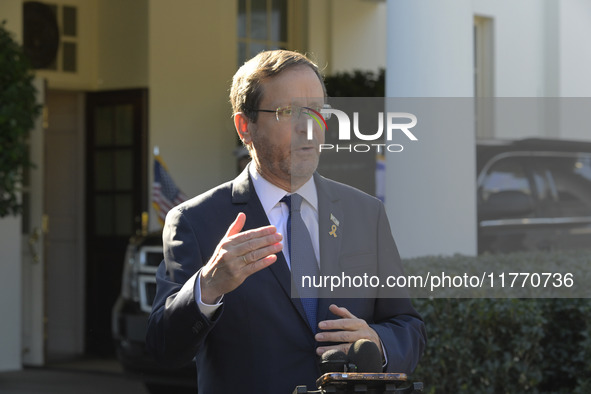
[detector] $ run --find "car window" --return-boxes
[480,157,532,201]
[543,154,591,217]
[478,157,536,220]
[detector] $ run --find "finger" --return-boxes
[315,330,361,344]
[318,318,360,332]
[240,242,283,265]
[228,224,279,244]
[329,304,356,319]
[234,232,283,258]
[316,343,352,357]
[242,254,278,276]
[225,212,247,239]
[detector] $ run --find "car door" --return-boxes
[477,154,557,253]
[534,153,591,250]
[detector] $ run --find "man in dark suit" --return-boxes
[147,50,426,393]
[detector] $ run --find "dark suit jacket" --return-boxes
[146,166,426,394]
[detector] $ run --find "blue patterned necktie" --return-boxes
[281,194,319,332]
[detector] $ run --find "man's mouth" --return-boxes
[293,144,316,152]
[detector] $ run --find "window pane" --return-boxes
[114,105,133,145]
[115,149,133,190]
[95,195,113,235]
[481,159,530,200]
[95,107,114,146]
[479,158,533,220]
[95,151,114,190]
[250,0,268,40]
[238,41,247,66]
[271,0,287,42]
[63,6,77,36]
[237,0,247,38]
[115,194,133,235]
[62,42,77,72]
[249,42,266,58]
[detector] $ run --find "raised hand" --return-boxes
[200,212,283,304]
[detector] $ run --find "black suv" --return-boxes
[113,138,591,391]
[111,232,196,393]
[477,138,591,253]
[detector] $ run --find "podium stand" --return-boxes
[292,373,424,394]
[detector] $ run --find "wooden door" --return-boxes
[85,89,148,355]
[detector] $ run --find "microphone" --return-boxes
[312,340,419,393]
[319,339,382,374]
[319,349,361,374]
[319,349,349,374]
[346,339,382,373]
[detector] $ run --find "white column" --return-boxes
[385,0,477,258]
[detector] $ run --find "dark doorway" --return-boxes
[85,89,148,355]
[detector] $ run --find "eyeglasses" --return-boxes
[251,104,332,122]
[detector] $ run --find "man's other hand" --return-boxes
[315,304,383,359]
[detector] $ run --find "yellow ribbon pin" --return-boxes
[329,224,337,238]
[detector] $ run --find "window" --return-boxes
[34,3,78,72]
[237,0,289,65]
[480,158,531,201]
[474,16,494,139]
[478,157,535,220]
[543,155,591,217]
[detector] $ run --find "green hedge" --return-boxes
[407,251,591,393]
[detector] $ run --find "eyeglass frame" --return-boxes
[248,104,332,122]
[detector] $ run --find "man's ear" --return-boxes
[234,112,253,145]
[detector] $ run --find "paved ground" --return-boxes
[0,358,149,394]
[0,369,149,394]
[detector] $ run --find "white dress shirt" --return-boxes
[248,165,320,267]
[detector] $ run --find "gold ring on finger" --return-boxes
[242,255,248,264]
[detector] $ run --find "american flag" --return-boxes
[152,155,188,225]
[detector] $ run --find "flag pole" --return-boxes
[153,145,160,156]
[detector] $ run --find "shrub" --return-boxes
[324,69,385,97]
[408,250,591,393]
[0,20,40,217]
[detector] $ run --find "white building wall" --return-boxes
[0,0,24,372]
[473,0,546,98]
[471,0,591,141]
[385,0,477,258]
[472,0,554,140]
[0,216,22,371]
[558,0,591,98]
[148,0,238,231]
[18,0,148,91]
[329,0,387,74]
[96,0,149,90]
[307,0,386,75]
[382,0,591,258]
[557,0,591,142]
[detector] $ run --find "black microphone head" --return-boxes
[347,339,382,373]
[319,349,348,374]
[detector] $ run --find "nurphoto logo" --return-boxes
[307,106,418,153]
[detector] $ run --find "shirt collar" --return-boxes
[249,164,318,215]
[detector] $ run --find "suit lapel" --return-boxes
[231,165,310,331]
[314,173,343,325]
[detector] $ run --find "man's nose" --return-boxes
[293,112,310,134]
